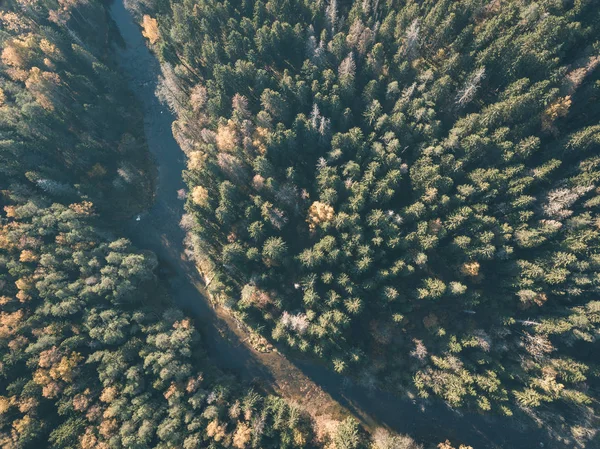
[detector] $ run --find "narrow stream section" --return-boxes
[109,2,557,448]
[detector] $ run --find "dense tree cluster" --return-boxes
[0,0,153,216]
[0,2,436,448]
[0,199,322,449]
[0,2,365,448]
[137,0,600,441]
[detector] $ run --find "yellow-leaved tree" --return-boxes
[141,15,160,44]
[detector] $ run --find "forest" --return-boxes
[122,0,600,445]
[0,1,423,448]
[2,0,600,447]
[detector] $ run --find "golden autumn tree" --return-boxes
[191,186,209,207]
[307,201,334,231]
[141,15,160,44]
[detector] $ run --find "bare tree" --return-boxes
[338,52,356,85]
[232,93,250,118]
[372,428,423,449]
[155,63,187,114]
[310,103,321,128]
[403,19,420,60]
[455,67,485,107]
[326,0,337,34]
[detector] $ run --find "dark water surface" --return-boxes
[109,2,560,447]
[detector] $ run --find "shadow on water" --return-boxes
[294,359,553,449]
[109,1,565,447]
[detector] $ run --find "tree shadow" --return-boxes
[293,359,555,449]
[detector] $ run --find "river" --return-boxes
[109,1,560,447]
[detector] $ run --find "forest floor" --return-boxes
[109,1,559,447]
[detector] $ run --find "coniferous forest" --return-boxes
[130,0,599,444]
[1,0,600,448]
[0,2,332,449]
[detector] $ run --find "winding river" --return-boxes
[109,2,560,447]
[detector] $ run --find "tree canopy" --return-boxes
[134,0,600,443]
[0,1,431,448]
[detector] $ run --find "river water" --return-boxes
[108,1,560,447]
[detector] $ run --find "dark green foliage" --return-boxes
[0,2,319,448]
[0,201,314,449]
[144,0,600,442]
[0,0,153,216]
